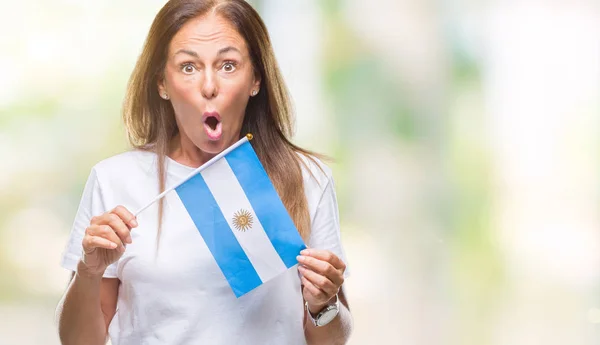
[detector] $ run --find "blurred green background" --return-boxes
[1,1,599,344]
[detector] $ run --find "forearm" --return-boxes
[304,302,353,345]
[57,263,108,345]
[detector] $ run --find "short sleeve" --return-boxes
[307,174,350,278]
[60,167,118,278]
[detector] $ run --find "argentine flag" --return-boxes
[137,134,306,297]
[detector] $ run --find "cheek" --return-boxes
[167,74,204,120]
[220,81,251,117]
[169,73,200,101]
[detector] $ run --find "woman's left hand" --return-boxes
[297,249,346,314]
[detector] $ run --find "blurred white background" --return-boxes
[0,0,599,344]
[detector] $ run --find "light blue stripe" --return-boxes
[225,141,307,268]
[175,173,263,298]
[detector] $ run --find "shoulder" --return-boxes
[296,152,336,217]
[297,152,333,187]
[93,149,155,171]
[91,149,157,186]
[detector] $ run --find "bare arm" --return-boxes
[57,205,136,345]
[57,267,119,345]
[299,249,353,344]
[304,286,353,345]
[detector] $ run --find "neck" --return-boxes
[168,133,215,168]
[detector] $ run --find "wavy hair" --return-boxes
[123,0,321,245]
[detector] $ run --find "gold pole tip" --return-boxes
[246,133,253,140]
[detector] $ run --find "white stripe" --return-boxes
[135,136,249,217]
[201,158,287,283]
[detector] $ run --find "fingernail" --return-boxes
[298,266,305,271]
[300,249,309,255]
[296,255,304,262]
[131,219,138,227]
[110,242,118,249]
[126,236,132,244]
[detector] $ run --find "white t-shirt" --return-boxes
[60,149,349,345]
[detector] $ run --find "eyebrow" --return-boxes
[174,49,199,58]
[174,46,242,59]
[217,46,241,56]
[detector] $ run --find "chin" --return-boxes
[196,135,233,154]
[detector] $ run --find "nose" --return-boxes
[201,69,218,99]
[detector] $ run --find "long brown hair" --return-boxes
[123,0,320,244]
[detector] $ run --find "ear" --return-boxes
[158,78,167,98]
[251,72,261,95]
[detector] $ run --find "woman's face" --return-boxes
[159,13,260,155]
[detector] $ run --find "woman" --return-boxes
[57,0,352,344]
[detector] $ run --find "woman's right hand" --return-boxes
[79,205,138,277]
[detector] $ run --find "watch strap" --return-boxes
[305,294,340,327]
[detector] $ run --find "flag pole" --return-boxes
[134,133,253,217]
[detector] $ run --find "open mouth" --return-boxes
[202,112,223,141]
[205,116,219,131]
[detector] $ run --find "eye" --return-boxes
[181,63,196,74]
[221,61,236,73]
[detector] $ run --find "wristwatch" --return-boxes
[305,294,340,327]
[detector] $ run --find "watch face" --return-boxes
[316,308,338,327]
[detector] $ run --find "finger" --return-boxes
[298,266,339,297]
[104,213,132,245]
[111,205,138,229]
[111,206,137,244]
[301,275,327,302]
[300,249,346,270]
[83,235,118,253]
[87,224,124,249]
[297,255,344,287]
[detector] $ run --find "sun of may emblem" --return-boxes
[232,209,254,232]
